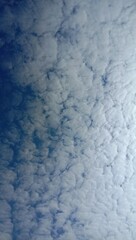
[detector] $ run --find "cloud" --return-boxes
[1,0,136,239]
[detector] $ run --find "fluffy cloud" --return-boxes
[1,0,136,239]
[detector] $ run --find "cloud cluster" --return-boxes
[1,0,136,239]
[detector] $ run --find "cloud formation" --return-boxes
[1,0,136,239]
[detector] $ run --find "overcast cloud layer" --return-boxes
[1,0,136,239]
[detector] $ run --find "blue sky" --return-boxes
[1,0,136,239]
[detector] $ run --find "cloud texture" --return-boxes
[1,0,136,239]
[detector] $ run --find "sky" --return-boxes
[1,0,136,239]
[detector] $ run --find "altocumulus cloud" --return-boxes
[1,0,136,239]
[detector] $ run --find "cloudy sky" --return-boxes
[1,0,136,239]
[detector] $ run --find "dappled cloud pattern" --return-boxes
[1,0,136,239]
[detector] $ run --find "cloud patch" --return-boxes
[1,0,136,239]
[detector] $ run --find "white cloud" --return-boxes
[1,0,136,239]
